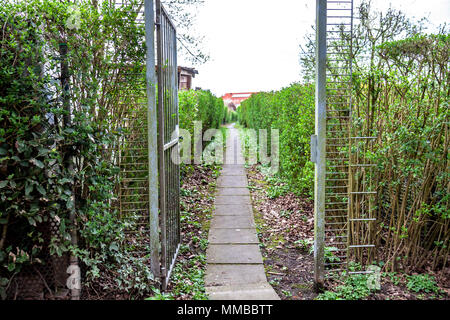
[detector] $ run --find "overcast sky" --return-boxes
[180,0,449,97]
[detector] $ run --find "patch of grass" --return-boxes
[266,184,289,199]
[294,239,312,251]
[280,210,292,219]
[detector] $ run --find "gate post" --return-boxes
[313,0,327,290]
[144,0,160,280]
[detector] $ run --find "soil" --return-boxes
[246,164,317,300]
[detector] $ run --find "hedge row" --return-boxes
[238,84,315,195]
[179,89,232,137]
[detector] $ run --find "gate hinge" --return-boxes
[310,134,318,163]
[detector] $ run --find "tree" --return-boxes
[163,0,210,65]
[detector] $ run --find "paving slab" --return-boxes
[210,215,255,229]
[217,175,247,188]
[206,283,280,300]
[215,195,251,205]
[205,264,267,286]
[220,167,247,176]
[216,187,250,196]
[214,204,252,216]
[206,244,263,264]
[210,215,254,229]
[209,228,258,244]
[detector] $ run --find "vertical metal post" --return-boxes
[314,0,327,289]
[145,0,160,280]
[155,0,168,286]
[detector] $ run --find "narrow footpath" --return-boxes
[205,124,279,300]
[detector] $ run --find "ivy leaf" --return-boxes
[0,181,7,189]
[36,184,46,196]
[109,242,119,252]
[27,216,36,226]
[7,263,16,272]
[25,183,33,196]
[0,147,7,155]
[30,158,44,169]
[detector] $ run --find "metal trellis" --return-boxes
[313,0,376,286]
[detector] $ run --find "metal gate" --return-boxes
[117,0,180,290]
[313,0,376,285]
[155,0,181,290]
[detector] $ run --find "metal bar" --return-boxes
[351,136,377,139]
[326,221,347,225]
[144,0,161,279]
[163,138,179,151]
[314,0,327,288]
[350,191,377,194]
[156,0,167,286]
[349,244,375,248]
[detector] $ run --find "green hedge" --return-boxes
[179,89,228,138]
[238,84,315,195]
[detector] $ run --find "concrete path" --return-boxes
[205,124,279,300]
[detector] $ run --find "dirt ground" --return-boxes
[246,165,317,300]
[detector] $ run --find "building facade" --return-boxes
[178,66,198,90]
[221,92,258,111]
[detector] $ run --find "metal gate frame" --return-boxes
[117,0,180,291]
[155,0,181,290]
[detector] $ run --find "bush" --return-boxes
[0,0,152,298]
[179,89,228,139]
[238,83,315,196]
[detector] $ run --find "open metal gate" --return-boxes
[313,0,376,285]
[117,0,180,290]
[155,0,181,290]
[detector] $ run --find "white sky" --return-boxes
[181,0,449,97]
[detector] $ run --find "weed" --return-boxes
[406,274,441,294]
[145,288,174,300]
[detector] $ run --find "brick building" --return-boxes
[221,92,258,111]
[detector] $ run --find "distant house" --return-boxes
[221,92,258,111]
[178,66,198,90]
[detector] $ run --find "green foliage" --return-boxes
[145,287,174,300]
[316,273,375,300]
[238,84,315,196]
[406,274,441,294]
[179,89,228,139]
[0,0,154,298]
